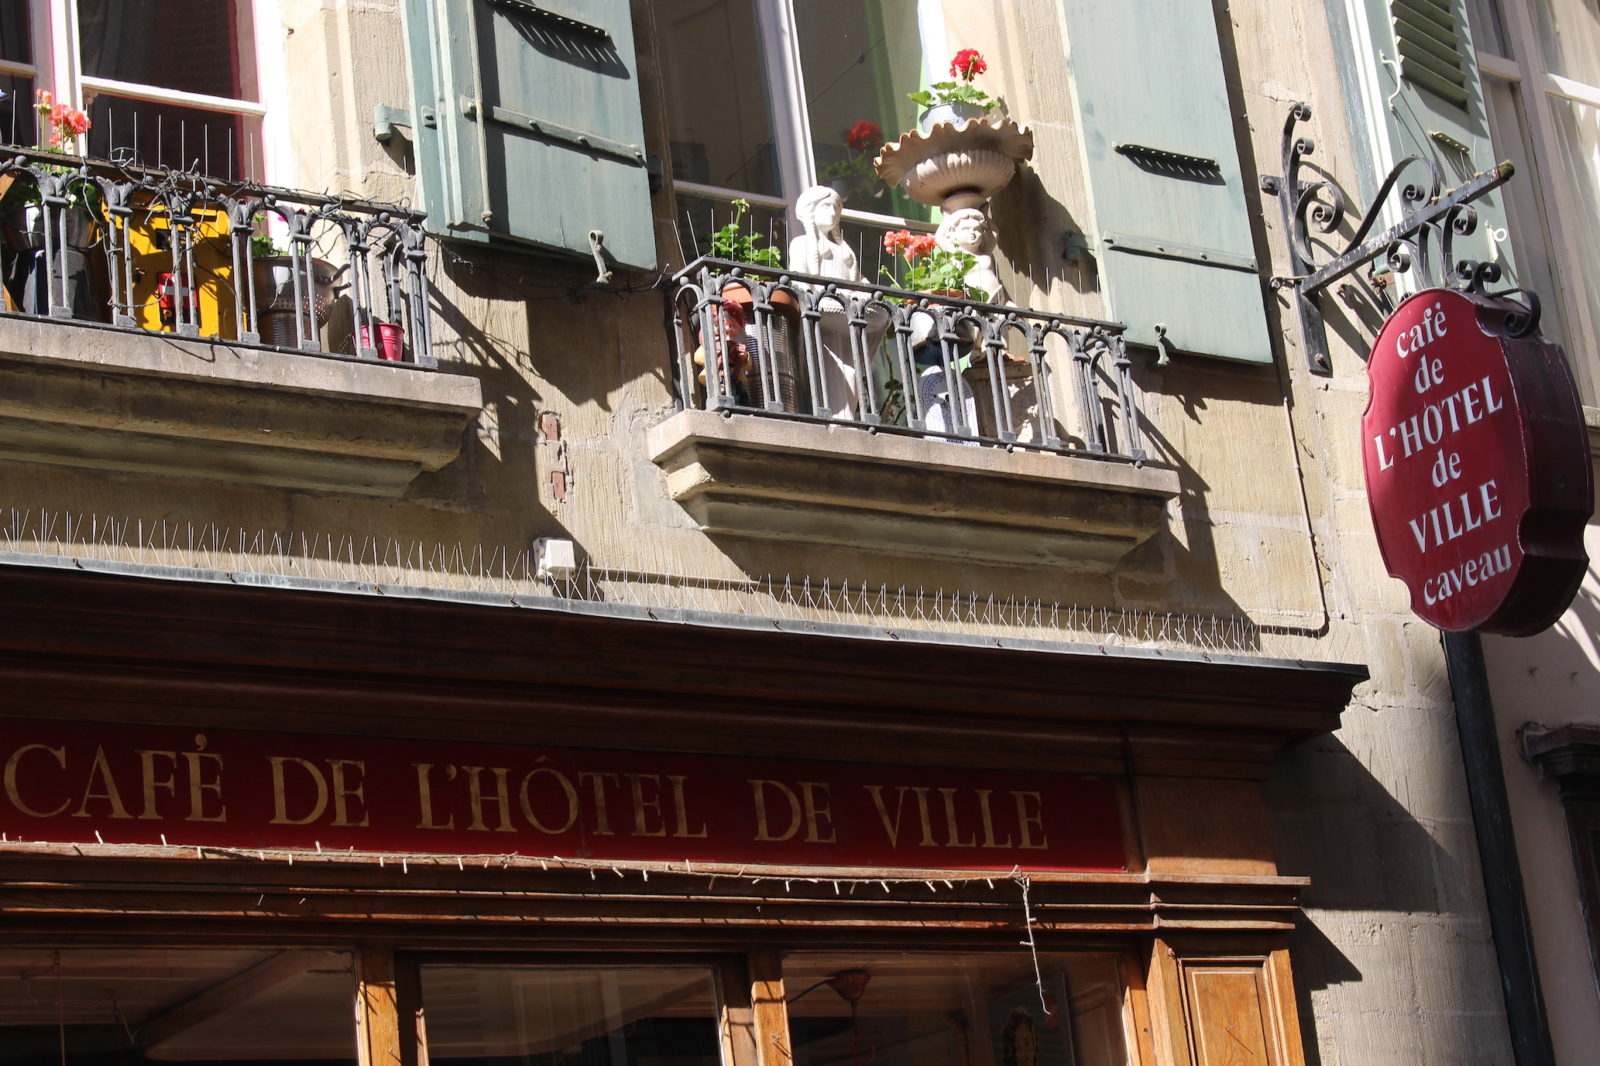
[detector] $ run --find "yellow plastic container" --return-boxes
[123,195,238,339]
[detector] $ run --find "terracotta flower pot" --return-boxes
[720,282,802,412]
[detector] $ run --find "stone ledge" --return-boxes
[0,315,483,496]
[647,409,1180,568]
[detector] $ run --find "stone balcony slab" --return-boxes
[0,316,482,496]
[648,409,1179,568]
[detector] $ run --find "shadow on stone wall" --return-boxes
[1266,731,1473,1066]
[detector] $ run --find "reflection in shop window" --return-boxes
[784,953,1129,1066]
[0,947,355,1065]
[419,964,724,1066]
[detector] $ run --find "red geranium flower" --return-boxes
[883,229,912,255]
[846,120,882,152]
[950,49,987,81]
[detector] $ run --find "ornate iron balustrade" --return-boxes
[670,258,1149,463]
[0,146,434,366]
[1261,103,1520,373]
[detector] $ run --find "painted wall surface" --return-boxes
[0,1,1558,1064]
[1483,461,1600,1059]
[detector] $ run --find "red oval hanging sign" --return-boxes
[1361,288,1592,636]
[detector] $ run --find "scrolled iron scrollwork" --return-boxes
[1261,103,1514,374]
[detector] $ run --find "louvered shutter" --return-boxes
[403,0,656,269]
[1365,0,1498,189]
[1393,0,1471,109]
[1059,0,1273,364]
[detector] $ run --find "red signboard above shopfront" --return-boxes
[1362,288,1592,635]
[0,718,1127,873]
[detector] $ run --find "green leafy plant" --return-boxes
[906,48,999,113]
[0,89,102,215]
[251,233,285,258]
[705,198,782,267]
[879,229,980,299]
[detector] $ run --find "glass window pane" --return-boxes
[1548,92,1600,395]
[0,947,357,1064]
[1466,0,1512,60]
[794,0,931,220]
[1531,0,1600,86]
[676,189,789,263]
[1481,78,1573,356]
[658,0,780,197]
[0,74,34,148]
[0,3,30,65]
[785,953,1130,1066]
[86,93,263,180]
[78,0,257,101]
[420,964,724,1066]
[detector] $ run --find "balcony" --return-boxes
[651,260,1180,568]
[0,149,480,496]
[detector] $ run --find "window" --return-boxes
[657,0,937,273]
[783,952,1132,1066]
[658,1,1272,365]
[418,962,725,1066]
[1468,0,1600,401]
[1523,723,1600,996]
[0,948,357,1065]
[0,1,271,181]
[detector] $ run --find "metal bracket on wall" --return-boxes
[1259,102,1513,374]
[372,105,412,144]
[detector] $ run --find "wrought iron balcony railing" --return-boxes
[670,258,1148,462]
[0,146,433,366]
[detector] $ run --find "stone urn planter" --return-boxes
[874,114,1034,212]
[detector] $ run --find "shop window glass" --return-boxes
[784,953,1130,1066]
[419,963,724,1066]
[0,947,356,1065]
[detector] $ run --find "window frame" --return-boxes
[1469,0,1600,399]
[0,0,288,187]
[667,0,947,241]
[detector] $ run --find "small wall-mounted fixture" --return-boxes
[534,537,577,581]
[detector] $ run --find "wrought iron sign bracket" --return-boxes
[1260,103,1515,375]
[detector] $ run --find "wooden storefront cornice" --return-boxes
[0,844,1310,942]
[0,560,1365,767]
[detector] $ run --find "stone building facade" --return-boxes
[0,1,1594,1064]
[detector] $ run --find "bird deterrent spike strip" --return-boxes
[0,507,1267,655]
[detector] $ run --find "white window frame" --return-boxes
[0,0,288,187]
[671,0,947,235]
[1471,0,1600,398]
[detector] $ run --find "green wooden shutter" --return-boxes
[1357,0,1511,276]
[1059,0,1272,364]
[1366,0,1494,185]
[403,0,656,269]
[1393,0,1471,107]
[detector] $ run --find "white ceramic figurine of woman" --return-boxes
[787,184,889,419]
[788,184,859,282]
